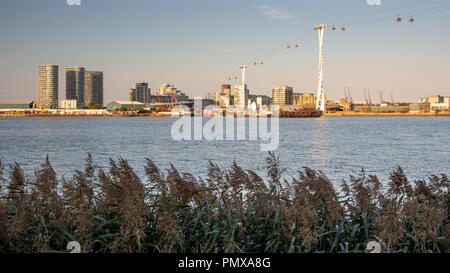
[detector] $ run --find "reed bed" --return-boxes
[0,153,448,253]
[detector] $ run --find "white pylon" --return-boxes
[315,24,327,112]
[240,65,247,85]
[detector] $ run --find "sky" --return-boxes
[0,0,449,103]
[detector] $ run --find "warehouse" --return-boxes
[0,103,32,112]
[106,101,145,111]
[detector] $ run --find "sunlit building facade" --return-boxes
[66,67,85,108]
[85,71,103,106]
[37,65,59,109]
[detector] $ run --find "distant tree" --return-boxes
[87,103,102,109]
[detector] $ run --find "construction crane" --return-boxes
[171,84,178,112]
[379,91,384,104]
[364,89,373,105]
[364,89,369,105]
[30,100,45,113]
[346,86,353,104]
[367,89,373,105]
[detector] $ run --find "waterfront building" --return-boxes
[133,82,151,103]
[205,92,221,103]
[338,97,353,111]
[85,71,103,106]
[65,67,85,108]
[129,88,135,101]
[292,93,328,108]
[292,93,301,106]
[428,95,443,104]
[221,84,232,95]
[417,97,428,103]
[234,84,249,108]
[256,95,272,109]
[106,101,145,111]
[158,83,176,95]
[430,102,450,111]
[0,103,32,112]
[59,99,77,110]
[37,65,58,109]
[272,85,293,106]
[409,103,430,113]
[444,97,450,104]
[219,94,234,108]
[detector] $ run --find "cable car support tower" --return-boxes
[315,24,327,112]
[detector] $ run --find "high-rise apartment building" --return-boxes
[234,84,249,108]
[220,94,234,108]
[158,83,177,95]
[84,71,103,106]
[66,67,85,108]
[272,85,293,106]
[221,84,232,95]
[37,65,59,109]
[205,92,221,103]
[134,82,151,103]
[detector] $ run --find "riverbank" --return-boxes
[0,154,448,253]
[0,112,166,118]
[2,111,450,118]
[324,111,450,117]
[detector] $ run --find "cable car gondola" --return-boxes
[341,26,346,31]
[397,16,402,23]
[332,26,336,31]
[409,17,414,23]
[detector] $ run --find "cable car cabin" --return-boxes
[409,17,414,23]
[332,26,336,31]
[397,16,402,22]
[341,27,346,31]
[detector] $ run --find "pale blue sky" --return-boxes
[0,0,449,103]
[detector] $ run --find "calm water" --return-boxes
[0,117,449,185]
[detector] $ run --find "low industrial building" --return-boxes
[0,103,31,111]
[430,102,450,111]
[368,106,409,113]
[106,101,145,111]
[409,103,430,113]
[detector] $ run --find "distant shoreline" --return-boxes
[1,112,450,118]
[324,112,450,117]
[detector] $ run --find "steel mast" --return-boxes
[315,24,327,112]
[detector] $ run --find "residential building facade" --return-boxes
[84,71,104,106]
[37,65,59,109]
[65,67,85,108]
[272,85,293,106]
[234,84,249,108]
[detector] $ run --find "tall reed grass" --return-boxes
[0,153,448,253]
